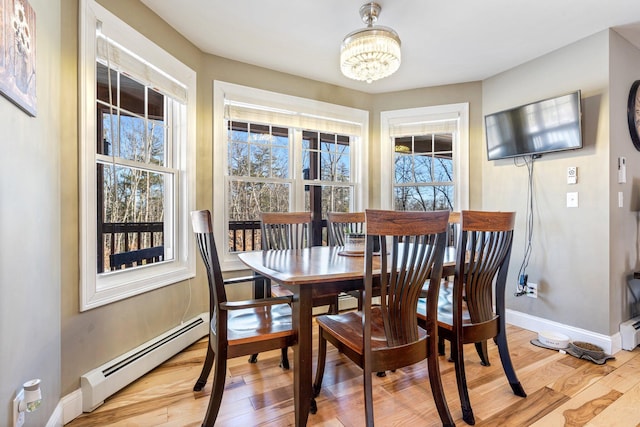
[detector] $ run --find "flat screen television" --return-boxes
[485,90,582,161]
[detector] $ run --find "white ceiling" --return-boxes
[141,0,640,94]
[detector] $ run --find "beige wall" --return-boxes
[483,30,622,335]
[0,0,62,425]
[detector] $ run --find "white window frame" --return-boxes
[380,104,469,211]
[213,81,369,271]
[79,0,196,311]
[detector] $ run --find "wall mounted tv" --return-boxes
[485,90,582,161]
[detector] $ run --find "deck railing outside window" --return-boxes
[99,221,164,272]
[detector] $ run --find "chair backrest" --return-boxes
[447,211,461,248]
[365,209,449,347]
[455,210,516,324]
[191,210,228,313]
[260,211,312,250]
[327,211,366,246]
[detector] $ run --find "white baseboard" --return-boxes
[506,309,621,355]
[44,397,65,427]
[61,389,83,425]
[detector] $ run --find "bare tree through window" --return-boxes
[393,133,454,212]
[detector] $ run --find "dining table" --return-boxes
[237,244,457,426]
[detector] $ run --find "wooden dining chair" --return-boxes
[326,211,369,310]
[326,211,366,246]
[190,210,296,426]
[255,211,337,368]
[313,209,455,427]
[418,210,526,425]
[260,211,312,250]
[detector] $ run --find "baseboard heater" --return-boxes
[621,315,640,350]
[80,312,209,412]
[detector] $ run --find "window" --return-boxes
[214,81,369,270]
[380,104,469,211]
[79,0,196,310]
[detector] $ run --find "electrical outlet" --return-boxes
[526,282,538,299]
[13,389,25,427]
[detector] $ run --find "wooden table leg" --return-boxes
[291,285,313,427]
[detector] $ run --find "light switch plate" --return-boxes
[567,192,578,208]
[567,166,577,184]
[618,157,627,183]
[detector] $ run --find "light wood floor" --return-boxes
[66,321,640,426]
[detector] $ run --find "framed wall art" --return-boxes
[0,0,36,116]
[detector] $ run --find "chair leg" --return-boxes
[438,335,446,356]
[451,337,475,425]
[327,295,339,315]
[194,338,214,391]
[201,348,227,427]
[475,340,490,366]
[427,337,455,427]
[313,329,327,397]
[279,347,290,370]
[248,353,258,363]
[495,328,526,397]
[364,368,374,427]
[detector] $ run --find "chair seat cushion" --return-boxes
[227,304,293,344]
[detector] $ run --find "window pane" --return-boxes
[98,163,167,272]
[249,124,270,143]
[148,119,166,166]
[325,185,352,214]
[272,126,289,145]
[99,110,116,155]
[119,73,145,114]
[230,122,290,179]
[434,134,452,152]
[414,153,433,183]
[394,137,412,153]
[304,185,352,217]
[320,152,334,181]
[249,144,273,178]
[393,131,455,211]
[228,181,291,220]
[229,121,248,142]
[434,185,455,210]
[335,154,350,182]
[148,88,164,120]
[305,131,351,182]
[413,134,432,153]
[119,114,146,162]
[320,148,350,182]
[228,141,249,176]
[394,153,413,184]
[394,185,453,211]
[96,62,117,105]
[227,180,291,252]
[271,146,289,178]
[434,155,453,183]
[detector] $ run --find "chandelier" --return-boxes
[340,2,401,84]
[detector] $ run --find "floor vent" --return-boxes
[80,313,208,412]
